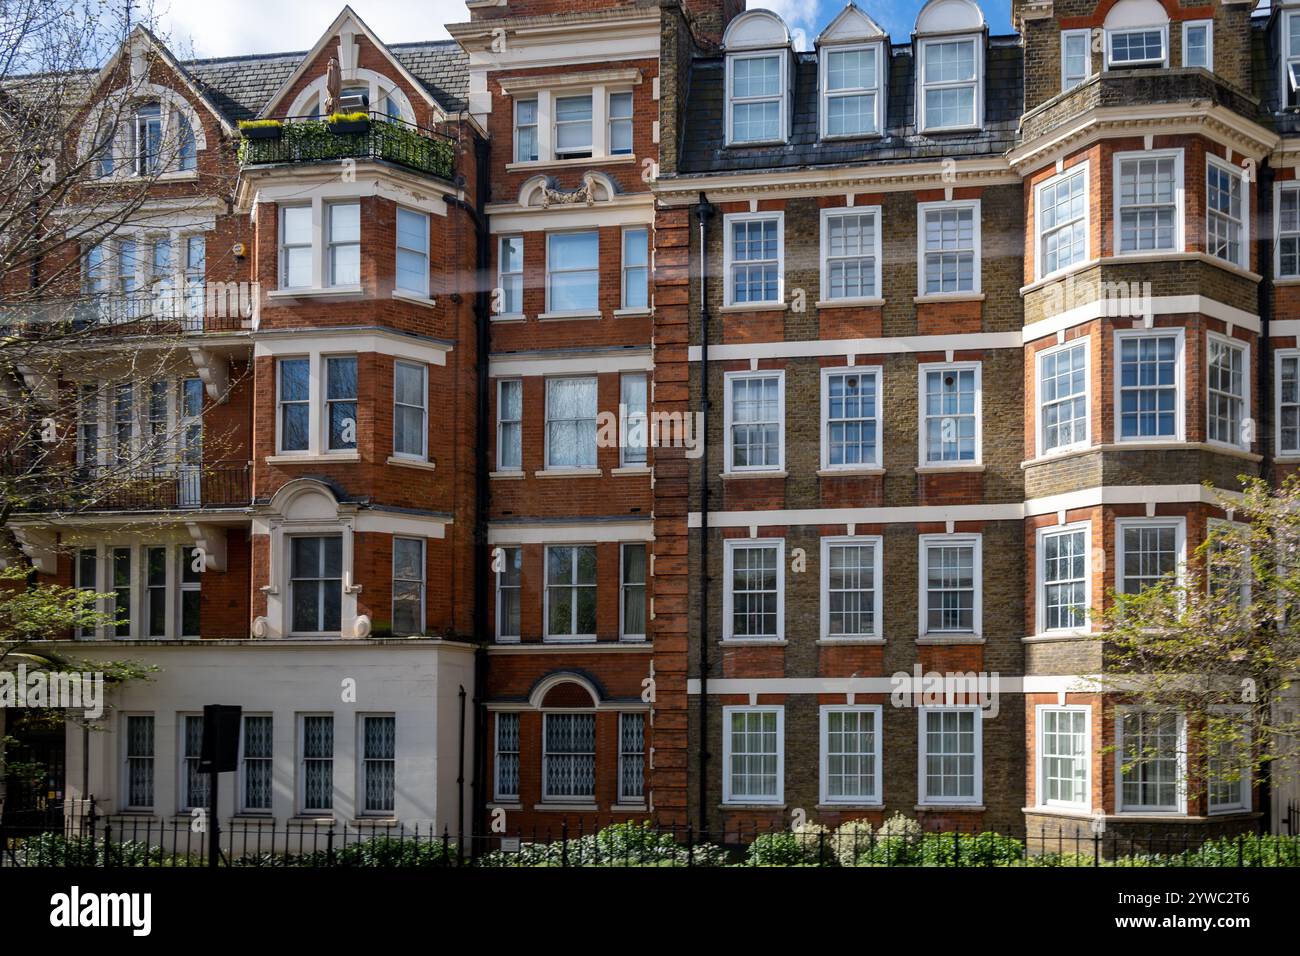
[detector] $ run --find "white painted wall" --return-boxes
[64,640,475,837]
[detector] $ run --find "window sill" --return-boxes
[491,313,527,323]
[1022,631,1093,643]
[387,455,436,472]
[487,802,522,810]
[614,307,653,318]
[719,638,787,646]
[915,804,985,811]
[718,301,785,313]
[1099,251,1261,284]
[913,293,984,304]
[392,289,437,309]
[611,465,651,476]
[506,155,636,172]
[916,634,984,645]
[534,468,602,478]
[816,802,883,810]
[720,470,786,480]
[542,636,597,644]
[267,286,364,300]
[538,310,602,321]
[489,470,525,479]
[914,463,983,474]
[817,467,883,477]
[720,802,786,810]
[815,297,883,309]
[266,452,360,464]
[816,637,885,645]
[533,803,600,811]
[611,803,649,812]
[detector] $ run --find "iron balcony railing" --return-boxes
[6,461,252,513]
[238,112,457,182]
[0,288,250,336]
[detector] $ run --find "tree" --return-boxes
[1097,476,1300,810]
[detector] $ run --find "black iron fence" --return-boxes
[6,461,252,513]
[3,806,1298,868]
[239,113,457,181]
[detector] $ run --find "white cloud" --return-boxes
[151,0,469,60]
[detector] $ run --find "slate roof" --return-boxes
[676,36,1024,176]
[182,38,469,123]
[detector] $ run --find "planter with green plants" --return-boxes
[238,118,283,140]
[327,111,370,135]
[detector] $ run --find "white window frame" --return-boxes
[1206,706,1251,815]
[238,713,274,815]
[494,544,522,643]
[618,711,646,803]
[819,704,884,805]
[619,541,647,641]
[395,207,430,297]
[620,371,648,467]
[1034,161,1091,281]
[723,537,785,642]
[721,705,784,805]
[541,711,597,802]
[915,35,984,133]
[1035,704,1092,811]
[297,713,335,815]
[725,52,788,146]
[1205,154,1248,270]
[544,230,600,317]
[496,378,523,473]
[722,211,785,307]
[1181,19,1213,70]
[514,97,538,163]
[1112,327,1185,443]
[819,535,883,641]
[1060,28,1092,91]
[494,712,520,802]
[1115,516,1187,595]
[608,89,634,156]
[918,533,982,638]
[723,369,785,474]
[357,713,396,816]
[1035,336,1091,458]
[819,206,882,304]
[391,536,426,636]
[1035,521,1092,636]
[916,199,981,296]
[1275,181,1300,279]
[1112,149,1184,256]
[820,365,882,471]
[393,360,428,460]
[288,534,344,637]
[1205,331,1250,451]
[543,544,598,643]
[552,91,595,159]
[1284,10,1300,107]
[1115,707,1186,814]
[278,205,313,290]
[121,712,155,811]
[1104,23,1169,69]
[620,226,649,311]
[917,705,983,806]
[917,361,982,467]
[818,42,885,140]
[180,714,207,812]
[496,235,524,319]
[1275,348,1300,458]
[543,375,598,471]
[325,201,361,289]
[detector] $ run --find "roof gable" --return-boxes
[817,4,887,46]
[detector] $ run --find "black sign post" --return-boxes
[198,704,242,868]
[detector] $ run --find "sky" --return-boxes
[148,0,1018,61]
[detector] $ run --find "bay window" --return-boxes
[1038,524,1089,633]
[1115,329,1182,441]
[1206,334,1247,448]
[1114,151,1182,254]
[327,202,360,287]
[1206,157,1246,269]
[1117,710,1183,813]
[1037,339,1089,455]
[1116,517,1184,594]
[1035,164,1088,278]
[544,376,597,469]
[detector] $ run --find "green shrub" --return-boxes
[745,823,834,866]
[327,112,370,124]
[920,831,1024,867]
[237,119,282,132]
[831,818,875,867]
[476,821,728,867]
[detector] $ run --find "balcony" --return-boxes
[238,113,457,182]
[6,461,252,515]
[0,288,250,338]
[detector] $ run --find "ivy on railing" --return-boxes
[238,114,455,181]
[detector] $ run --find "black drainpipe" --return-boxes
[1256,161,1274,830]
[447,131,493,856]
[696,195,714,832]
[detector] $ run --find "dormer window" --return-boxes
[723,9,793,147]
[1102,0,1169,70]
[817,5,888,140]
[912,0,985,134]
[1182,20,1212,70]
[1284,10,1300,107]
[729,54,785,144]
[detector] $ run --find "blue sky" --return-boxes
[758,0,1015,46]
[151,0,1017,60]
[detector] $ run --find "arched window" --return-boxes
[1103,0,1170,70]
[913,0,985,133]
[723,10,793,146]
